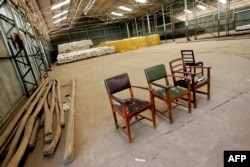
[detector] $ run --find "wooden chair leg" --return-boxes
[187,92,192,113]
[201,63,204,75]
[167,103,173,124]
[150,107,156,128]
[193,91,197,108]
[193,66,196,74]
[112,111,118,129]
[125,119,132,143]
[207,82,210,100]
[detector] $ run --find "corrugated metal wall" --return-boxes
[0,1,49,126]
[0,31,23,123]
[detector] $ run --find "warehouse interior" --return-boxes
[0,0,250,167]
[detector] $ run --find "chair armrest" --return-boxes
[131,85,154,91]
[168,72,195,78]
[169,71,191,75]
[110,94,127,104]
[193,66,211,70]
[151,82,170,89]
[168,74,192,80]
[189,66,211,78]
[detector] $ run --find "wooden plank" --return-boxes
[63,78,75,163]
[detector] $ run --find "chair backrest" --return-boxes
[144,64,167,82]
[181,50,196,64]
[169,58,186,75]
[104,73,131,94]
[169,58,187,84]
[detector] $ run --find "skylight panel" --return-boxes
[219,0,227,4]
[111,12,123,17]
[135,0,147,3]
[51,0,70,10]
[52,11,68,19]
[119,6,132,12]
[54,16,67,24]
[197,4,207,10]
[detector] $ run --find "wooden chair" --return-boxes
[104,73,156,143]
[181,50,204,74]
[169,58,211,108]
[144,64,191,123]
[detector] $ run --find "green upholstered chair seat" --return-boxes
[153,86,187,99]
[144,64,192,123]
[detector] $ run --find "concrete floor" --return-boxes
[24,35,250,167]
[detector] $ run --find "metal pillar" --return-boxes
[147,13,151,34]
[24,24,48,78]
[162,5,166,32]
[226,0,230,36]
[103,26,107,40]
[162,5,167,42]
[86,28,89,39]
[170,5,175,42]
[217,0,220,38]
[68,32,71,42]
[7,40,37,97]
[29,35,49,78]
[154,13,157,33]
[126,21,130,38]
[184,0,191,41]
[193,0,198,40]
[135,18,139,36]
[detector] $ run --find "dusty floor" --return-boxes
[24,35,250,167]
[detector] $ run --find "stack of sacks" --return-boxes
[146,34,161,46]
[58,39,93,53]
[99,34,160,53]
[57,46,115,64]
[99,41,118,52]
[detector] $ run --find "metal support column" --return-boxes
[225,0,230,36]
[29,35,49,78]
[162,5,166,32]
[86,28,89,39]
[7,40,37,97]
[217,0,220,38]
[147,13,151,34]
[154,13,157,33]
[68,32,71,42]
[170,5,175,42]
[162,5,167,42]
[135,18,139,36]
[193,0,198,40]
[25,27,48,78]
[126,21,130,38]
[103,26,107,41]
[184,0,191,41]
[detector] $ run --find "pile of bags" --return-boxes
[58,40,93,53]
[57,46,115,64]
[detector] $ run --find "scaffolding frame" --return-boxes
[0,1,49,96]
